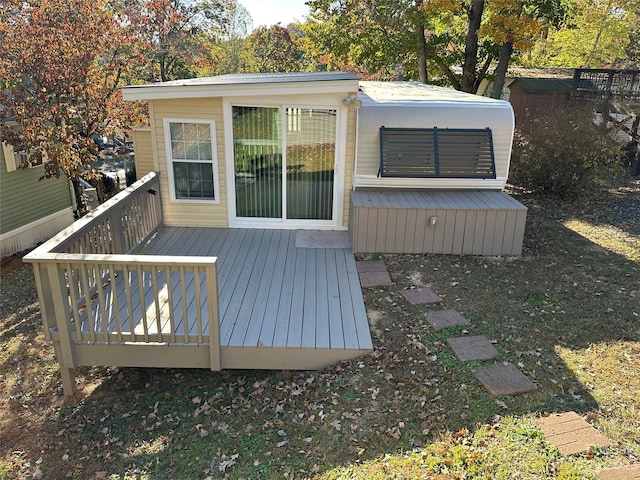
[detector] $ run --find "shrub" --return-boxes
[509,107,624,198]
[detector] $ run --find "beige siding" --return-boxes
[350,190,527,256]
[132,128,154,177]
[150,97,229,227]
[341,102,357,227]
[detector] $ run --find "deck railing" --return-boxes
[24,172,221,397]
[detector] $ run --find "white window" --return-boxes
[163,119,219,202]
[2,142,43,172]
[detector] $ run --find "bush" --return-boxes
[509,107,624,198]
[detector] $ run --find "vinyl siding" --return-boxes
[132,127,154,177]
[148,92,355,229]
[342,104,357,227]
[149,97,229,228]
[0,147,73,235]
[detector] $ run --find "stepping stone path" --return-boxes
[473,363,537,395]
[597,465,640,480]
[356,258,619,462]
[536,412,611,456]
[401,287,443,305]
[426,309,469,330]
[356,260,392,288]
[357,259,537,396]
[447,335,499,361]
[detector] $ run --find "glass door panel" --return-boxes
[233,106,282,218]
[232,106,337,223]
[285,108,336,220]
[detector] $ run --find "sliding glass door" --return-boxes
[232,105,336,223]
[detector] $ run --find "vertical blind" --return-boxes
[233,106,336,221]
[286,108,336,220]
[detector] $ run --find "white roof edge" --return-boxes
[122,79,360,101]
[357,81,512,107]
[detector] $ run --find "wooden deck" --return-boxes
[137,227,372,369]
[25,173,373,396]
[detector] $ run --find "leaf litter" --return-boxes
[1,175,639,478]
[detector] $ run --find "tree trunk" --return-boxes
[491,41,513,99]
[461,0,484,93]
[417,24,428,84]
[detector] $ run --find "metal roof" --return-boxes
[358,81,510,107]
[128,72,360,89]
[122,72,361,100]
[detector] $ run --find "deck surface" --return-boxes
[140,228,372,352]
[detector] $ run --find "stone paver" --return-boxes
[473,363,537,396]
[356,260,388,273]
[426,309,469,329]
[447,335,499,361]
[536,412,611,456]
[401,287,443,305]
[597,465,640,480]
[359,271,393,288]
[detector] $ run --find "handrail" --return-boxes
[25,171,162,258]
[23,171,221,398]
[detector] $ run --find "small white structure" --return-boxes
[347,82,525,256]
[354,82,515,190]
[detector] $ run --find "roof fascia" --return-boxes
[122,79,360,101]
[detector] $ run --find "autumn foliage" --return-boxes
[0,0,147,213]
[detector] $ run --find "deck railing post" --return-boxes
[109,205,126,253]
[32,263,56,342]
[206,262,221,371]
[44,261,78,397]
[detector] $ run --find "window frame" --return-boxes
[379,127,497,179]
[163,118,220,203]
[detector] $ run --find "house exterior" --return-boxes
[124,72,527,257]
[0,142,74,258]
[24,73,528,396]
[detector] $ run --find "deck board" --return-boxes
[77,227,372,369]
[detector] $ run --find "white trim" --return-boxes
[225,102,346,229]
[0,207,75,257]
[123,80,360,101]
[162,118,220,204]
[354,175,508,190]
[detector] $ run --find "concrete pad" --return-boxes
[473,363,537,396]
[536,412,611,456]
[447,335,499,361]
[401,287,443,305]
[359,271,393,288]
[296,230,351,249]
[597,465,640,480]
[356,260,387,273]
[426,309,469,329]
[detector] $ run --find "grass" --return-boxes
[1,175,638,479]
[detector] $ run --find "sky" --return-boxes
[240,0,310,29]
